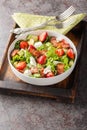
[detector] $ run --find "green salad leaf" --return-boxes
[14,40,21,49]
[46,46,58,58]
[61,55,70,71]
[37,44,47,50]
[46,57,56,73]
[25,50,32,63]
[11,54,26,63]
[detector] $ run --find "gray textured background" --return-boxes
[0,0,87,130]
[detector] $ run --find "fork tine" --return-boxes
[58,6,75,21]
[60,7,75,18]
[60,6,75,17]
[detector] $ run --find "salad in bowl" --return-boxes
[8,30,77,86]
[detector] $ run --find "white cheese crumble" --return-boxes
[24,69,31,76]
[53,61,62,65]
[34,41,42,48]
[30,56,37,66]
[43,66,51,74]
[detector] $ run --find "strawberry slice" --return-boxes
[38,32,48,42]
[67,48,75,59]
[29,45,36,50]
[20,41,28,49]
[15,61,26,70]
[56,49,64,57]
[37,55,47,65]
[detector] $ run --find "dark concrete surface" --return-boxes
[0,0,87,130]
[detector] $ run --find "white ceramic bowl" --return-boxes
[8,30,77,86]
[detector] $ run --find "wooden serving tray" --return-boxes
[0,21,86,103]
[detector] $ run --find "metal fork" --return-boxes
[11,6,75,35]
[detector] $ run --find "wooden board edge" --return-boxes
[0,23,16,71]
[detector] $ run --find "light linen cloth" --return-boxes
[12,13,86,35]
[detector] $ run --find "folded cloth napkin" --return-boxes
[12,13,86,35]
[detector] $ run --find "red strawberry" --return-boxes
[15,61,26,70]
[67,48,75,59]
[38,32,48,42]
[56,49,64,57]
[20,41,28,49]
[37,55,46,65]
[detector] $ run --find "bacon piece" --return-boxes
[39,67,45,77]
[11,49,19,57]
[29,45,41,58]
[39,50,47,55]
[57,63,64,74]
[50,37,58,47]
[30,67,38,74]
[60,39,70,48]
[30,49,41,58]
